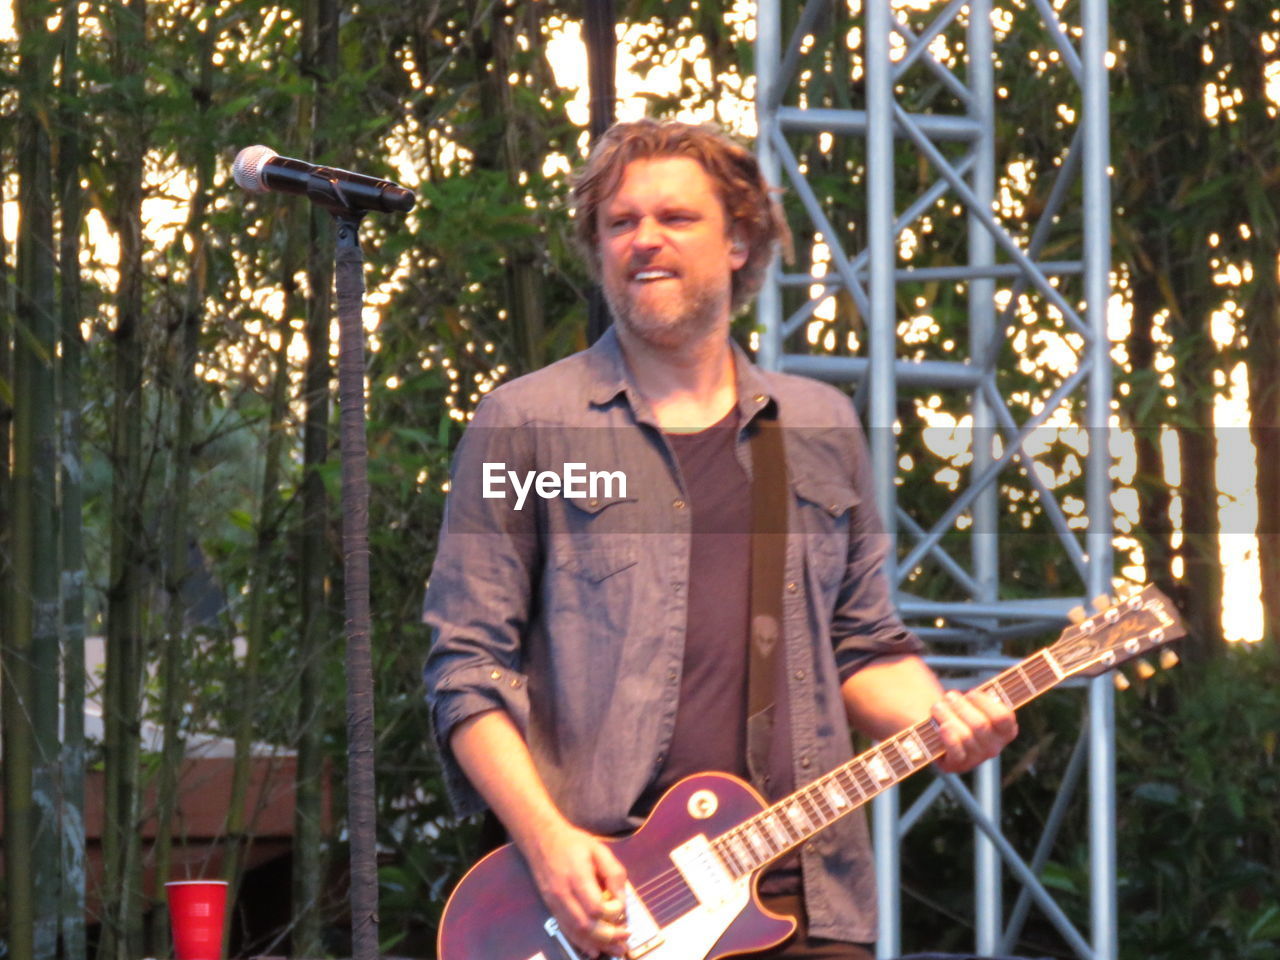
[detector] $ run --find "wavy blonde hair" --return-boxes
[571,119,791,313]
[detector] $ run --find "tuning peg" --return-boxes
[1135,658,1156,680]
[1091,593,1112,612]
[1113,672,1131,691]
[1068,605,1088,624]
[1159,649,1180,670]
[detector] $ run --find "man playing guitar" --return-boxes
[423,119,1017,959]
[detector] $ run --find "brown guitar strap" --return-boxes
[746,413,788,792]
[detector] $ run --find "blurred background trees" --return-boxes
[0,1,1276,958]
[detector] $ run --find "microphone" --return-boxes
[233,145,416,214]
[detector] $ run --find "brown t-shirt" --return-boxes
[635,408,800,895]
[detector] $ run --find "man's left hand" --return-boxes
[930,689,1018,774]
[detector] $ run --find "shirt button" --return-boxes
[673,498,686,510]
[588,498,600,508]
[510,678,521,688]
[489,670,502,680]
[668,668,678,683]
[794,669,806,681]
[753,393,766,404]
[800,756,811,769]
[786,581,798,594]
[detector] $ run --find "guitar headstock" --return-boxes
[1048,583,1186,680]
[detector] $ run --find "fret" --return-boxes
[819,783,839,819]
[882,741,910,777]
[1039,649,1066,681]
[866,749,894,785]
[850,763,877,799]
[744,824,771,860]
[987,680,1014,708]
[728,832,752,871]
[760,813,791,848]
[899,729,928,765]
[822,776,852,815]
[1015,662,1032,692]
[836,767,866,805]
[798,789,825,827]
[919,724,939,758]
[716,837,745,876]
[891,736,920,770]
[785,799,813,834]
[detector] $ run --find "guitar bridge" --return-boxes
[537,911,665,960]
[541,884,665,960]
[626,935,665,959]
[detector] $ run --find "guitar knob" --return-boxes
[1135,659,1156,680]
[1113,672,1131,691]
[1159,649,1180,670]
[1068,605,1087,624]
[1091,593,1112,612]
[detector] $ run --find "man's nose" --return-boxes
[632,216,662,250]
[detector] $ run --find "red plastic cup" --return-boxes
[165,880,228,960]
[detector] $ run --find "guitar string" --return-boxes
[625,605,1175,926]
[625,658,1060,924]
[623,657,1062,924]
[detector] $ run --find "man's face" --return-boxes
[597,156,747,350]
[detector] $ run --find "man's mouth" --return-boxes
[630,269,676,282]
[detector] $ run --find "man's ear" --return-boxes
[729,229,749,270]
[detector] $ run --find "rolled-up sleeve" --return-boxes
[422,393,540,816]
[829,412,924,680]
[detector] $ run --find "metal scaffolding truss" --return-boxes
[754,1,1117,957]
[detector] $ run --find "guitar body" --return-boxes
[439,773,798,960]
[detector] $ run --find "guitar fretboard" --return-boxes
[709,648,1066,878]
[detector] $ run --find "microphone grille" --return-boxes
[233,145,278,193]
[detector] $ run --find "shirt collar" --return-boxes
[584,325,777,425]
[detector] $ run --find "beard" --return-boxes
[602,271,730,351]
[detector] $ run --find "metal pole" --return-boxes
[1082,0,1117,955]
[755,0,782,371]
[864,3,901,955]
[333,211,380,960]
[966,1,1001,950]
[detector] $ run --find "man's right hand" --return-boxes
[520,820,631,958]
[449,710,632,957]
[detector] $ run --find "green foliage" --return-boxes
[894,644,1280,960]
[1114,644,1280,959]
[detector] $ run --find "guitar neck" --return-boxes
[710,648,1069,878]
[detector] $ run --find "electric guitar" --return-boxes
[438,584,1184,960]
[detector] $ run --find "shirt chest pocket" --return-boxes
[551,494,639,582]
[793,479,858,590]
[546,495,640,643]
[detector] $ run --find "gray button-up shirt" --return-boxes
[422,326,922,943]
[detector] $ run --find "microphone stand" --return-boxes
[236,155,410,960]
[331,206,379,960]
